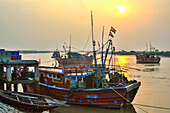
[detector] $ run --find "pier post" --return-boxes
[6,65,12,91]
[34,64,39,93]
[0,66,4,89]
[13,67,18,92]
[22,66,28,92]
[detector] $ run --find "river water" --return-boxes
[20,53,170,113]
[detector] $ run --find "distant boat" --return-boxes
[136,43,161,63]
[0,89,67,112]
[52,37,93,66]
[52,51,93,66]
[136,54,160,63]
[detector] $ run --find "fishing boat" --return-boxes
[136,43,161,63]
[27,12,141,108]
[0,89,67,111]
[52,51,93,66]
[136,54,160,63]
[51,36,93,67]
[27,65,140,108]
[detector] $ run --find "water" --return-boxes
[21,53,170,113]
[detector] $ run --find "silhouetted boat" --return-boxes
[136,54,160,63]
[136,42,161,63]
[0,89,67,112]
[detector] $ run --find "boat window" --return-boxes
[57,74,61,79]
[49,74,52,78]
[53,74,56,78]
[40,73,44,76]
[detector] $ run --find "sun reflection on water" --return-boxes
[115,55,129,66]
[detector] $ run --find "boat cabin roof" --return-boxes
[64,72,95,78]
[39,67,95,78]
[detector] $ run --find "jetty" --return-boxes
[0,49,39,93]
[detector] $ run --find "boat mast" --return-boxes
[101,26,104,68]
[150,40,152,53]
[91,11,97,70]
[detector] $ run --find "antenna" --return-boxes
[69,34,71,52]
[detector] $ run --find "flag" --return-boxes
[97,41,100,47]
[109,31,114,38]
[110,26,116,34]
[113,47,115,51]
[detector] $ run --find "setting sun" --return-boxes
[118,5,126,13]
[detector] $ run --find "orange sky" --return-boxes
[0,0,170,51]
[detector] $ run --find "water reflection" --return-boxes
[115,55,129,66]
[51,104,136,113]
[142,68,160,72]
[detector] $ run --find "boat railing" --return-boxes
[62,64,103,75]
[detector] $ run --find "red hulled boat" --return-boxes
[52,51,93,66]
[51,36,93,66]
[27,12,141,108]
[27,65,141,108]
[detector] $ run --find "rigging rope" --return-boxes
[83,30,92,51]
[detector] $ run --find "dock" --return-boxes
[0,50,40,93]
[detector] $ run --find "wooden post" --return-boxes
[34,64,39,93]
[22,66,28,92]
[0,66,4,89]
[6,65,12,91]
[14,67,18,92]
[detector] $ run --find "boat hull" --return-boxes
[27,81,141,108]
[136,57,160,63]
[0,90,59,111]
[57,57,93,65]
[136,54,161,63]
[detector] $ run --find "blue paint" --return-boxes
[91,102,94,104]
[0,49,5,52]
[86,95,98,98]
[62,69,65,73]
[114,100,117,104]
[79,100,81,103]
[62,94,69,97]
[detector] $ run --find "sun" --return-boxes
[117,5,126,13]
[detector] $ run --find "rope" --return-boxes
[104,81,170,112]
[83,30,92,51]
[104,82,131,103]
[133,103,170,110]
[103,81,148,112]
[135,105,148,113]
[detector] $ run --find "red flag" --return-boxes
[98,41,100,47]
[110,26,116,33]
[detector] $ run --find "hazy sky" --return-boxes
[0,0,170,51]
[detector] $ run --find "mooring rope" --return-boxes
[133,103,170,110]
[103,82,149,112]
[104,81,170,112]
